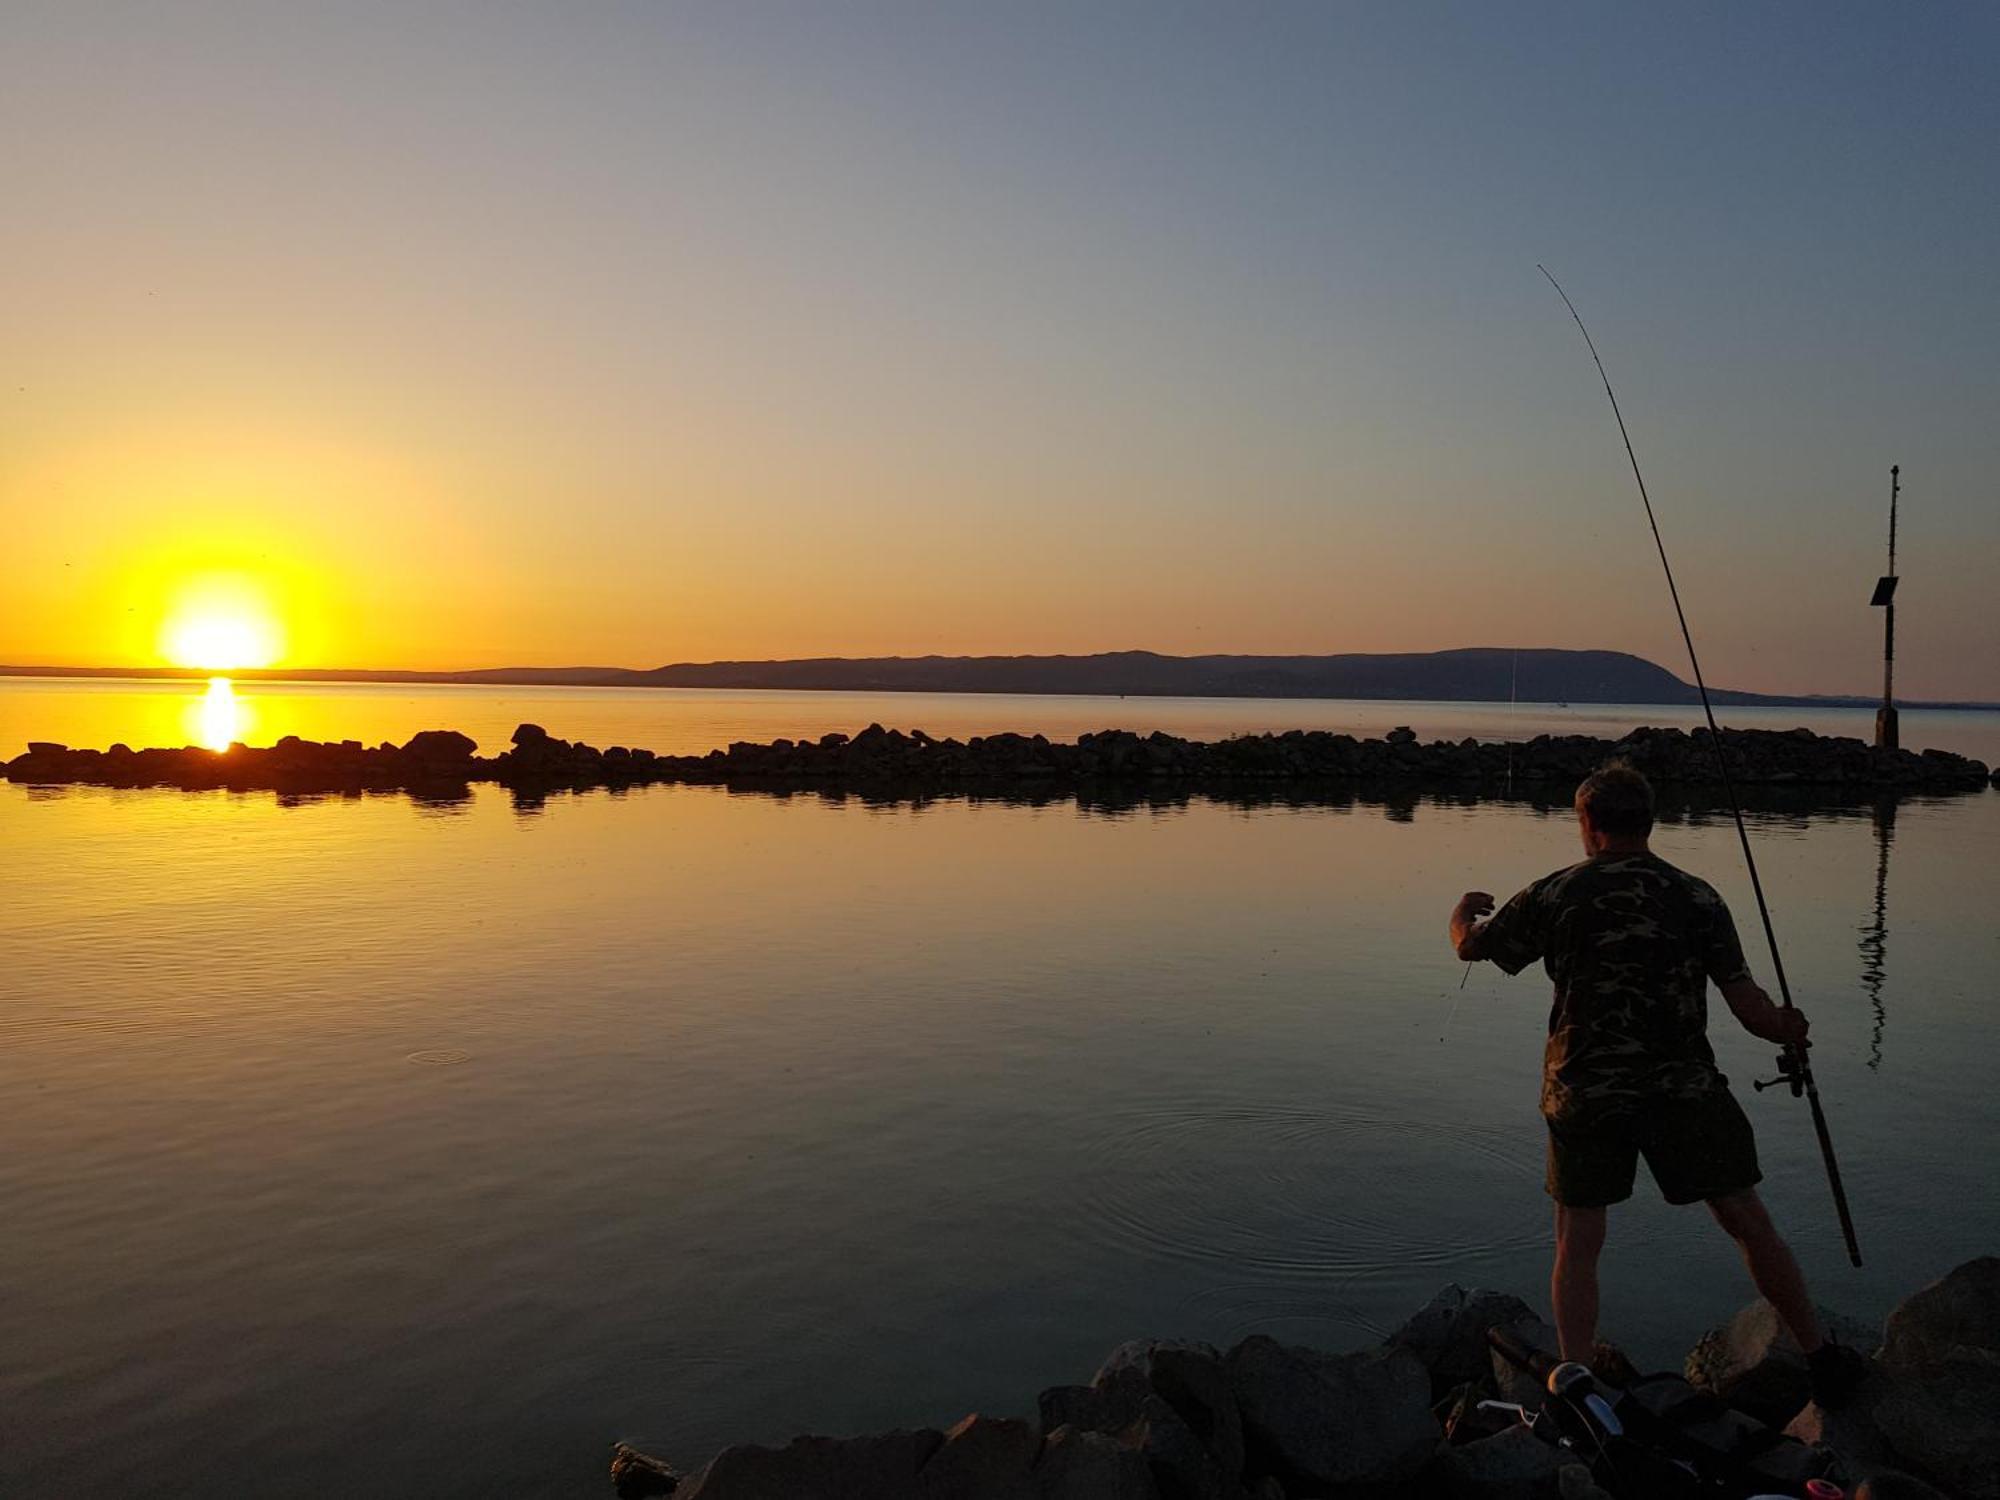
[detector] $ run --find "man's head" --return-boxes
[1575,759,1654,853]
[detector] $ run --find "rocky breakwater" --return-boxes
[610,1258,1999,1500]
[0,729,491,796]
[5,721,1995,798]
[648,722,1995,792]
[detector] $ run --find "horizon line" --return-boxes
[1,653,1993,711]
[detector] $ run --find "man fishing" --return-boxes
[1450,760,1864,1406]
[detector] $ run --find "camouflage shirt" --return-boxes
[1474,852,1752,1122]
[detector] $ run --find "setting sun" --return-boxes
[160,575,284,670]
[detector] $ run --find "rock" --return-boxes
[1873,1369,2000,1500]
[1586,1341,1642,1391]
[1035,1426,1160,1500]
[676,1429,944,1500]
[1043,1353,1240,1500]
[1853,1474,1953,1500]
[611,1441,682,1496]
[1226,1335,1438,1490]
[8,722,1993,801]
[1487,1315,1561,1409]
[402,729,478,761]
[1433,1426,1562,1499]
[917,1414,1038,1500]
[1685,1299,1875,1426]
[1881,1256,2000,1371]
[1388,1285,1538,1396]
[1095,1339,1246,1485]
[1556,1464,1613,1500]
[1786,1390,1904,1488]
[1864,1258,2000,1500]
[1121,1402,1245,1500]
[1039,1382,1139,1436]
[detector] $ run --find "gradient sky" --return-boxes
[3,2,1995,696]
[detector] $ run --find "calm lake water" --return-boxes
[4,680,1997,1497]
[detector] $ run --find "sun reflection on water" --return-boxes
[191,677,251,751]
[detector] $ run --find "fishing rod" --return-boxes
[1538,265,1863,1268]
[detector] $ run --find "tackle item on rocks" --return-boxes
[1482,1322,1836,1498]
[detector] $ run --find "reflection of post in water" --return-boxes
[1857,797,1895,1070]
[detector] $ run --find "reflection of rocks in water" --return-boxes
[6,721,1993,813]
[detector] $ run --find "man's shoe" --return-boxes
[1806,1340,1870,1408]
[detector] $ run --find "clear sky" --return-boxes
[3,2,1995,697]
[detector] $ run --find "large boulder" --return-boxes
[1872,1373,2000,1500]
[1786,1391,1925,1493]
[1880,1256,2000,1371]
[1041,1346,1243,1500]
[676,1429,944,1500]
[401,729,478,762]
[1685,1300,1875,1426]
[1853,1475,1953,1500]
[1035,1426,1159,1500]
[917,1414,1038,1500]
[1388,1285,1538,1397]
[611,1442,682,1497]
[1868,1258,2000,1500]
[1557,1465,1614,1500]
[1487,1315,1561,1409]
[1095,1340,1246,1486]
[1431,1426,1563,1500]
[1225,1335,1438,1491]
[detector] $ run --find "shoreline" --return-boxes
[5,722,1995,802]
[608,1258,1997,1498]
[4,667,1998,715]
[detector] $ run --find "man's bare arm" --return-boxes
[1449,891,1494,960]
[1720,976,1810,1045]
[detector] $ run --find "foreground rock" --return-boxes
[1226,1337,1436,1491]
[1686,1298,1876,1426]
[7,722,1992,802]
[678,1429,945,1499]
[1386,1284,1537,1399]
[1870,1259,2000,1500]
[616,1256,2000,1500]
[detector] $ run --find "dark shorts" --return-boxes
[1545,1089,1762,1208]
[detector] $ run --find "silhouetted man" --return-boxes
[1449,760,1862,1405]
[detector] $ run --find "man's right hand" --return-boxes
[1453,891,1495,927]
[1449,891,1495,958]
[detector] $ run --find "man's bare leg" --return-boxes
[1708,1188,1825,1353]
[1552,1203,1607,1361]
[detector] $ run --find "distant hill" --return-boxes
[9,647,1989,709]
[626,648,1763,704]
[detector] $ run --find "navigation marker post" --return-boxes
[1871,466,1901,750]
[1538,266,1864,1268]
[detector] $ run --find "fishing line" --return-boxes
[1450,652,1520,1012]
[1538,265,1863,1267]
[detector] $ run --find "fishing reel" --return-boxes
[1753,1048,1810,1097]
